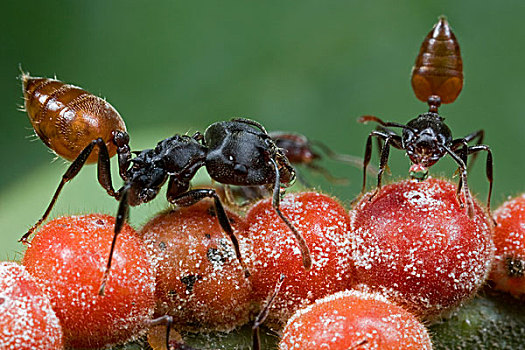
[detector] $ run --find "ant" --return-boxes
[269,131,370,185]
[220,131,375,207]
[19,73,312,295]
[359,17,493,217]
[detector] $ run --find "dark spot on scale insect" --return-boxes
[95,219,105,226]
[158,241,167,250]
[205,234,211,239]
[180,274,202,293]
[0,296,5,306]
[505,256,524,277]
[207,247,227,266]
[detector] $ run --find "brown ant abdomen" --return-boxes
[411,17,463,104]
[22,74,126,163]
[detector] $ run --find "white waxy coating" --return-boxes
[490,193,525,296]
[247,192,353,327]
[348,178,494,320]
[280,289,432,349]
[22,214,156,348]
[0,262,63,350]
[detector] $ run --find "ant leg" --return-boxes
[305,163,348,185]
[452,131,484,171]
[308,139,376,174]
[99,186,130,295]
[360,132,375,195]
[146,315,174,350]
[359,130,395,196]
[451,141,469,206]
[444,146,475,218]
[169,188,249,278]
[369,135,397,201]
[270,158,312,269]
[358,115,417,133]
[462,130,484,170]
[230,118,268,134]
[252,274,285,350]
[20,138,119,244]
[468,145,494,214]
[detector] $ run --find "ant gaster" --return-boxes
[20,73,312,296]
[359,17,493,217]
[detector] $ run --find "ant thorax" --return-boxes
[403,112,453,176]
[126,135,207,206]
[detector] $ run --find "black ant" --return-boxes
[19,73,312,296]
[359,17,493,217]
[220,131,376,207]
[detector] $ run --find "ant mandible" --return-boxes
[19,73,312,295]
[358,17,493,217]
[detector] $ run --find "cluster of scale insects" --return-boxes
[18,16,494,349]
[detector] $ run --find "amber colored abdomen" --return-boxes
[22,76,126,163]
[411,17,463,104]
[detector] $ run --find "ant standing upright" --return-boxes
[358,17,493,217]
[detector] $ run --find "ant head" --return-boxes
[127,151,169,205]
[403,113,452,168]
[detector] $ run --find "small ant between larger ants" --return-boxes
[219,131,377,208]
[358,16,493,218]
[19,72,312,297]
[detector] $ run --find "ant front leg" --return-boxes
[451,139,469,206]
[370,134,402,200]
[360,130,400,199]
[270,158,312,270]
[462,130,484,170]
[168,185,250,278]
[468,144,494,214]
[99,186,130,295]
[444,145,475,218]
[20,137,122,244]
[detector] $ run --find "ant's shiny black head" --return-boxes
[126,149,168,206]
[204,120,296,187]
[402,112,453,178]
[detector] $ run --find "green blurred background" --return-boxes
[1,0,524,261]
